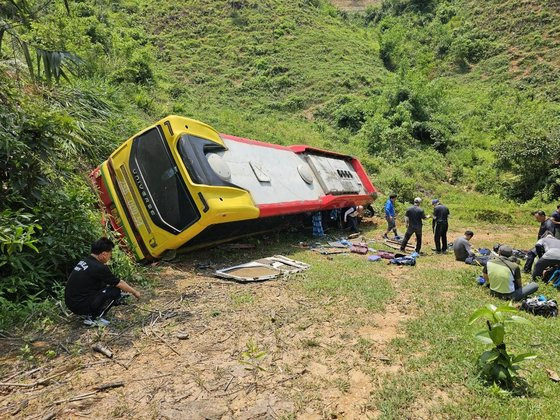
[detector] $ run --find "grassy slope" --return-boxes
[2,1,560,417]
[142,0,384,152]
[133,1,560,416]
[366,221,560,419]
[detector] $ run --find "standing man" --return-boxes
[431,199,450,254]
[383,194,399,240]
[453,230,475,261]
[483,245,538,301]
[400,197,430,253]
[65,237,141,327]
[524,211,557,273]
[551,204,560,239]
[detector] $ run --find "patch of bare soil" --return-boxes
[0,258,417,419]
[331,0,381,12]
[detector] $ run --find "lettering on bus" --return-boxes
[132,168,157,217]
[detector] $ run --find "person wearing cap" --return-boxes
[483,245,538,301]
[453,230,475,261]
[383,194,399,240]
[400,197,430,253]
[524,211,557,273]
[431,199,450,254]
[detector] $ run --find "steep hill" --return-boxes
[1,0,560,320]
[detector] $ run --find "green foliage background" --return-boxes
[1,0,559,324]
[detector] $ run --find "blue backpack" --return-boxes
[549,269,560,288]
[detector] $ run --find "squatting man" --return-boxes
[65,237,141,327]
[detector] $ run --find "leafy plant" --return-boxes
[239,339,267,392]
[469,303,536,388]
[240,339,267,372]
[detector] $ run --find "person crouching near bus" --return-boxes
[65,237,141,327]
[483,245,538,301]
[343,205,364,233]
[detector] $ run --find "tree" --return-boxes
[0,0,79,84]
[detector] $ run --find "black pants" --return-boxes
[433,221,448,252]
[401,227,422,253]
[347,216,359,233]
[524,249,537,273]
[90,286,121,317]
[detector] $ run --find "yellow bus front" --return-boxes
[99,115,260,261]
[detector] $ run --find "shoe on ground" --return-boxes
[394,235,402,240]
[83,316,110,327]
[383,234,389,240]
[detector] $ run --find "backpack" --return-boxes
[377,251,395,259]
[520,297,558,317]
[389,256,416,266]
[543,266,560,286]
[350,244,368,255]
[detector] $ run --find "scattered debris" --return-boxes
[327,241,348,248]
[547,369,560,382]
[176,331,190,340]
[215,255,310,282]
[384,238,414,251]
[377,251,395,259]
[92,343,113,359]
[350,244,368,254]
[313,247,350,255]
[50,382,124,406]
[0,370,67,389]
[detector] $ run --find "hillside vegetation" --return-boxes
[1,0,559,320]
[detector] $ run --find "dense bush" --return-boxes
[495,128,560,201]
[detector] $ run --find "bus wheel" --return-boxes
[160,249,177,261]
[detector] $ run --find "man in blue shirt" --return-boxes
[383,194,399,240]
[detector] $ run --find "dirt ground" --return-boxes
[0,219,536,419]
[0,250,417,419]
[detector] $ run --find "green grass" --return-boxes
[365,239,560,418]
[299,251,395,312]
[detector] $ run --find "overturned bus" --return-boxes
[90,115,377,261]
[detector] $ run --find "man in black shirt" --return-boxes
[400,197,430,253]
[65,238,141,326]
[524,211,557,273]
[551,204,560,239]
[431,199,450,254]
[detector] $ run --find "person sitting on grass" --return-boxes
[483,245,538,301]
[453,230,475,262]
[65,237,141,327]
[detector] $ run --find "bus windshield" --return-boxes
[129,127,200,233]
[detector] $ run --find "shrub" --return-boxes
[495,128,560,201]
